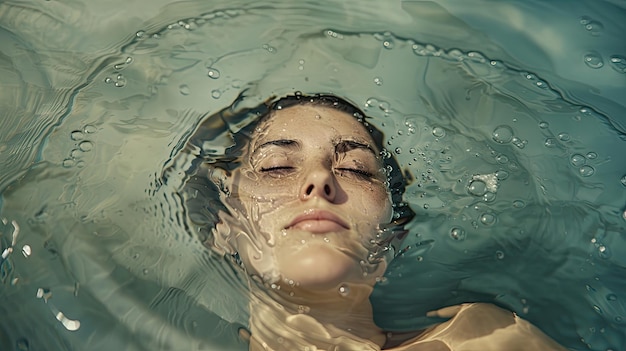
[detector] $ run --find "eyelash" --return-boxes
[335,167,374,179]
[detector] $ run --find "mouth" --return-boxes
[286,210,350,234]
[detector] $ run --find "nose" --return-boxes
[300,168,337,202]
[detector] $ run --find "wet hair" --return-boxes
[182,93,415,247]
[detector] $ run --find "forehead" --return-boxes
[253,104,375,143]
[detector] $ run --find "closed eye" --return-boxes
[335,167,374,179]
[260,166,295,176]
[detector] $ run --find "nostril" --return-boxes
[324,184,331,195]
[305,184,314,195]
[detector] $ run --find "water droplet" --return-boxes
[495,250,505,259]
[394,147,402,154]
[480,213,497,226]
[539,121,549,129]
[585,152,597,159]
[579,165,595,177]
[83,125,97,134]
[78,141,93,152]
[373,77,383,86]
[104,77,113,84]
[620,175,626,187]
[211,89,222,99]
[598,245,610,258]
[409,148,416,154]
[135,30,145,38]
[492,125,514,144]
[608,55,626,73]
[262,43,277,53]
[580,17,604,36]
[468,179,488,196]
[483,192,496,202]
[432,126,446,138]
[21,245,31,257]
[297,305,310,313]
[570,154,586,167]
[558,132,570,141]
[450,227,466,241]
[583,51,604,69]
[607,294,617,301]
[179,84,190,95]
[62,158,75,168]
[544,138,557,147]
[338,284,350,297]
[495,170,509,180]
[496,154,509,164]
[70,131,84,141]
[207,68,221,79]
[513,200,525,208]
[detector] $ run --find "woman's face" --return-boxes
[220,104,393,291]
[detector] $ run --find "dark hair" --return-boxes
[181,92,414,247]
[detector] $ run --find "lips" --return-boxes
[286,210,350,234]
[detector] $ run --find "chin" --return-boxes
[277,243,365,291]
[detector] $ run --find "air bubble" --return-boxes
[432,126,446,138]
[179,84,190,95]
[580,17,604,36]
[579,166,595,177]
[539,121,549,129]
[468,180,487,196]
[62,159,75,168]
[495,154,509,164]
[373,77,383,86]
[513,200,525,208]
[21,245,31,257]
[606,294,617,301]
[558,133,570,141]
[78,141,93,152]
[480,213,497,226]
[570,154,586,167]
[450,227,466,241]
[609,55,626,73]
[83,125,97,134]
[135,30,145,38]
[544,138,557,148]
[586,152,597,159]
[211,90,222,99]
[492,125,514,144]
[495,170,509,180]
[495,250,505,259]
[620,175,626,187]
[338,285,350,297]
[598,245,610,259]
[207,68,221,79]
[394,147,402,154]
[583,51,604,69]
[70,131,84,141]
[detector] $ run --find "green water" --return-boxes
[0,1,625,350]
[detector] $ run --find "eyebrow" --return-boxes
[335,140,378,157]
[251,139,301,156]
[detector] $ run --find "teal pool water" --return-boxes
[0,1,625,350]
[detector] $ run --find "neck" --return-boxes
[246,280,386,350]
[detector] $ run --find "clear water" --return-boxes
[1,1,625,350]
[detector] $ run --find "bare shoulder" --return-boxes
[386,303,568,351]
